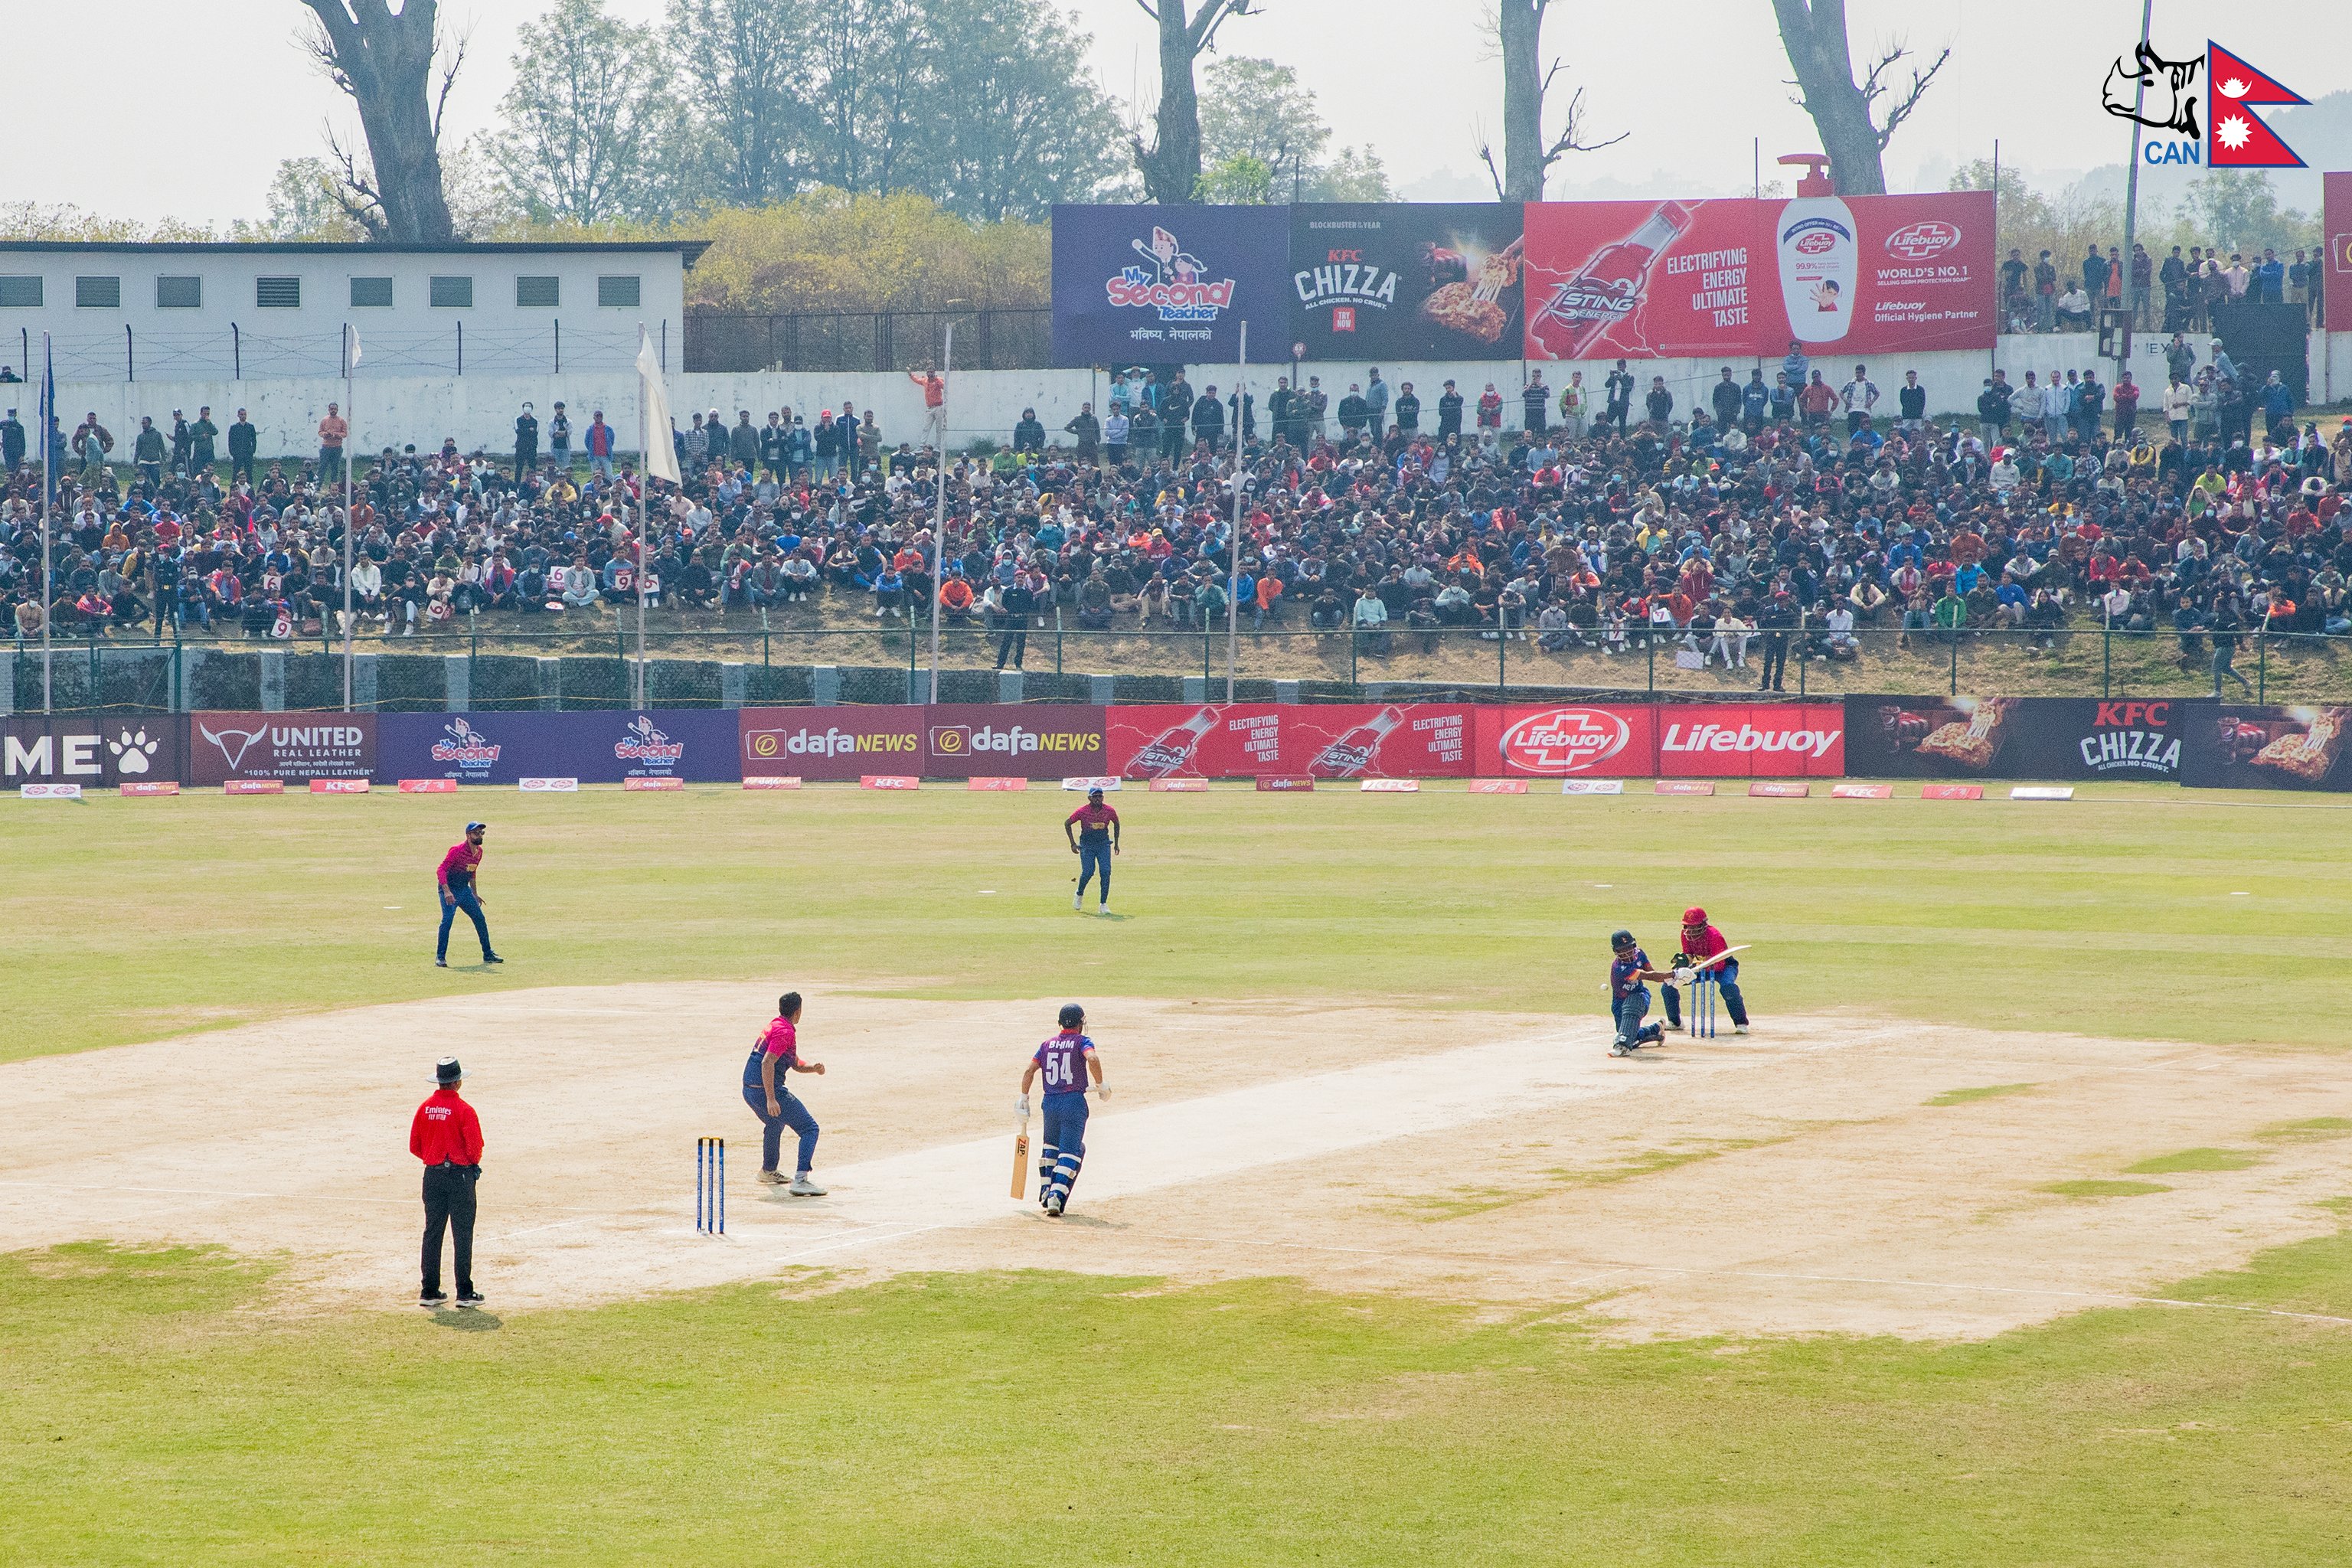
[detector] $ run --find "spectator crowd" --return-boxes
[1999,240,2328,335]
[4,332,2350,696]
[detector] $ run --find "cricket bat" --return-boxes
[1010,1119,1030,1198]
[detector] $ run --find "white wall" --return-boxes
[24,334,2344,461]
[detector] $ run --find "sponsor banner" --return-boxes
[119,781,180,797]
[381,710,738,784]
[1051,204,1292,365]
[19,782,83,799]
[1062,776,1120,792]
[1560,779,1625,795]
[1655,780,1715,795]
[1256,776,1315,792]
[740,707,923,782]
[187,713,372,784]
[923,705,1106,779]
[1469,779,1530,794]
[624,776,686,792]
[743,775,803,791]
[1149,778,1208,792]
[968,776,1029,792]
[2011,786,2076,800]
[309,779,370,795]
[1107,703,1473,780]
[1289,202,1525,361]
[399,778,459,793]
[1831,782,1893,799]
[1477,703,1840,776]
[4,716,182,788]
[2327,174,2352,333]
[1845,697,2192,780]
[1523,190,1994,360]
[1921,783,1983,800]
[861,775,920,790]
[225,779,286,795]
[1359,778,1419,792]
[2186,706,2352,792]
[518,776,579,792]
[1749,781,1810,797]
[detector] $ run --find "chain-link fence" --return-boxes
[13,619,2352,715]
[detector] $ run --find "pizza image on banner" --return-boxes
[1289,203,1524,360]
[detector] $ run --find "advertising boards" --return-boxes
[1288,202,1524,361]
[1517,191,1994,360]
[1051,204,1292,365]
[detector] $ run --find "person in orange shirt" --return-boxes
[409,1056,485,1308]
[1252,570,1282,629]
[939,572,975,624]
[318,403,349,482]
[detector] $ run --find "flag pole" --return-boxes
[342,323,356,712]
[1225,322,1247,702]
[928,325,953,704]
[40,332,52,714]
[636,378,648,714]
[2115,0,2154,377]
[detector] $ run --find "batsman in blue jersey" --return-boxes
[1607,928,1676,1058]
[1016,1003,1108,1216]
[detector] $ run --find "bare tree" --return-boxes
[1129,0,1255,204]
[1770,0,1946,196]
[301,0,463,243]
[1478,1,1624,201]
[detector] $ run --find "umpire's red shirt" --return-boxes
[410,1089,485,1166]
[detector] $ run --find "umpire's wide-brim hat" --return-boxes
[435,1056,462,1085]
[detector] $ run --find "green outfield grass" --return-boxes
[5,782,2350,1064]
[5,1233,2350,1566]
[10,783,2352,1563]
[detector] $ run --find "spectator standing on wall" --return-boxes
[548,403,571,471]
[1521,370,1549,434]
[1362,368,1389,436]
[1841,364,1879,436]
[1064,403,1099,463]
[189,407,217,475]
[513,402,537,479]
[1012,407,1046,456]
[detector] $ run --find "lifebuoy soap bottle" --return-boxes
[1774,152,1855,345]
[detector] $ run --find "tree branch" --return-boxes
[1131,0,1159,19]
[1862,41,1949,151]
[431,18,470,139]
[1538,83,1627,172]
[1475,139,1507,201]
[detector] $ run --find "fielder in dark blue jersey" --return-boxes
[1607,929,1674,1058]
[1017,1002,1108,1216]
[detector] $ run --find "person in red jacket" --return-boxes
[410,1056,485,1308]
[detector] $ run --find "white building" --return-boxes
[0,240,706,384]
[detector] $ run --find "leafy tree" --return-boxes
[1306,146,1392,202]
[299,0,465,241]
[2176,170,2318,255]
[256,158,372,240]
[492,0,684,224]
[1194,154,1275,205]
[686,191,1049,312]
[906,1,1130,220]
[671,0,812,208]
[1199,54,1393,203]
[1130,0,1257,204]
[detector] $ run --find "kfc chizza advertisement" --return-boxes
[1473,704,1847,778]
[1521,190,1994,360]
[1289,203,1525,361]
[1843,696,2200,780]
[1106,704,1475,780]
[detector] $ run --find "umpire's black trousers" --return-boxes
[422,1161,480,1297]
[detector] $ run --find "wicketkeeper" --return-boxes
[1661,905,1750,1034]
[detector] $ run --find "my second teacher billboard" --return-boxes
[1051,204,1292,365]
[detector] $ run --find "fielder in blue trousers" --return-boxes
[743,991,828,1196]
[434,822,502,968]
[1064,788,1121,914]
[1607,929,1675,1058]
[1018,1003,1107,1216]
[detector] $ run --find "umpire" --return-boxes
[410,1056,485,1308]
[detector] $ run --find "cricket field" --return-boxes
[4,783,2350,1564]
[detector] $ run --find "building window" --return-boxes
[76,276,122,309]
[597,275,641,307]
[156,276,202,309]
[0,277,41,309]
[350,276,394,308]
[256,276,302,309]
[430,276,473,309]
[515,276,560,308]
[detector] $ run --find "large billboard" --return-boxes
[923,705,1106,778]
[739,707,925,782]
[1289,203,1524,361]
[2327,172,2352,332]
[1470,703,1846,778]
[188,713,374,784]
[2184,705,2352,792]
[1841,697,2198,782]
[1521,191,1994,361]
[2,715,182,787]
[378,710,741,784]
[1105,703,1475,780]
[1051,204,1292,365]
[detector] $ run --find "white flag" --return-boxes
[636,326,680,485]
[345,323,361,372]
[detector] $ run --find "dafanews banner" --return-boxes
[1521,191,1994,360]
[923,705,1106,778]
[1289,203,1525,361]
[1051,204,1293,365]
[740,707,925,782]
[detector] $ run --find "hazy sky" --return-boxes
[11,0,2346,224]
